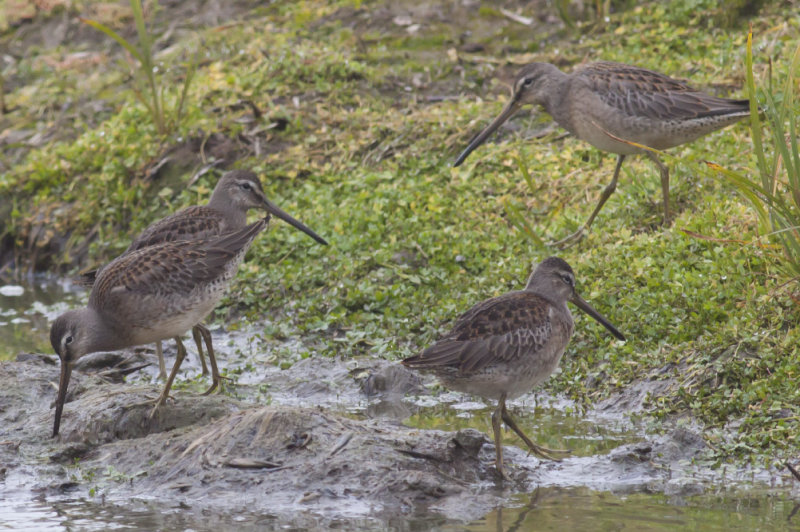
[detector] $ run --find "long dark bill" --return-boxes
[453,99,522,167]
[263,199,328,246]
[570,293,626,342]
[53,362,72,437]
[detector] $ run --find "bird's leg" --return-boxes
[192,326,210,376]
[197,324,227,396]
[155,340,166,381]
[501,402,570,461]
[150,336,187,419]
[645,151,670,224]
[551,154,626,248]
[492,395,511,480]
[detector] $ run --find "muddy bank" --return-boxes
[0,353,791,528]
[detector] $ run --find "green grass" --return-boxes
[1,0,800,464]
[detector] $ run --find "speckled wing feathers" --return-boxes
[90,219,266,310]
[125,206,228,252]
[579,62,749,121]
[404,292,553,375]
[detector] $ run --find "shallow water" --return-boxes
[456,488,800,531]
[2,486,798,531]
[0,276,83,361]
[1,278,799,530]
[405,394,639,458]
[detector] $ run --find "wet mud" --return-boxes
[1,347,785,529]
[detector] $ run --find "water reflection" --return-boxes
[1,486,797,531]
[405,397,639,458]
[453,487,800,532]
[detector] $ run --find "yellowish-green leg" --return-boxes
[150,336,187,419]
[196,324,227,396]
[492,394,510,480]
[191,325,209,376]
[501,401,570,460]
[645,151,670,224]
[155,341,166,381]
[551,154,626,248]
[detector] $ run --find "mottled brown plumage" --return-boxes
[403,257,625,478]
[82,169,328,388]
[51,219,267,437]
[454,61,750,245]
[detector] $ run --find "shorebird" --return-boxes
[51,219,267,437]
[402,257,625,478]
[454,61,750,245]
[83,169,328,392]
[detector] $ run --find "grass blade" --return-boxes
[503,198,544,246]
[515,155,536,192]
[173,51,197,131]
[79,18,144,63]
[746,30,769,183]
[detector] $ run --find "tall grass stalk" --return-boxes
[81,0,195,136]
[711,32,800,279]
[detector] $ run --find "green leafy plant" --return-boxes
[81,0,195,136]
[708,32,800,281]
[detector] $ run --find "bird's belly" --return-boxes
[121,285,228,345]
[571,108,746,155]
[439,346,567,401]
[572,121,645,154]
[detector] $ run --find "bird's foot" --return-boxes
[549,226,586,248]
[525,442,571,461]
[121,394,165,412]
[148,392,175,419]
[201,375,232,396]
[494,462,512,482]
[144,387,180,419]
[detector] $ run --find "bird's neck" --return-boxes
[538,70,570,119]
[207,196,248,230]
[75,308,128,356]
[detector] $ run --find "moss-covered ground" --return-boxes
[1,0,799,465]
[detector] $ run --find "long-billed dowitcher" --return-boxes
[402,257,625,478]
[51,219,267,437]
[84,169,328,392]
[454,61,750,245]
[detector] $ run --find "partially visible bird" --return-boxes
[81,169,328,392]
[454,61,750,245]
[402,257,625,478]
[52,218,268,437]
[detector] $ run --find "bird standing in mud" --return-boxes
[83,169,328,393]
[51,219,268,437]
[402,257,625,479]
[454,61,750,245]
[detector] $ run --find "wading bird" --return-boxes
[83,170,328,392]
[51,219,270,437]
[402,257,625,478]
[454,61,750,245]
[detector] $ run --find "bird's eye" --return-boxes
[560,274,574,287]
[64,335,74,345]
[239,183,252,191]
[522,77,534,87]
